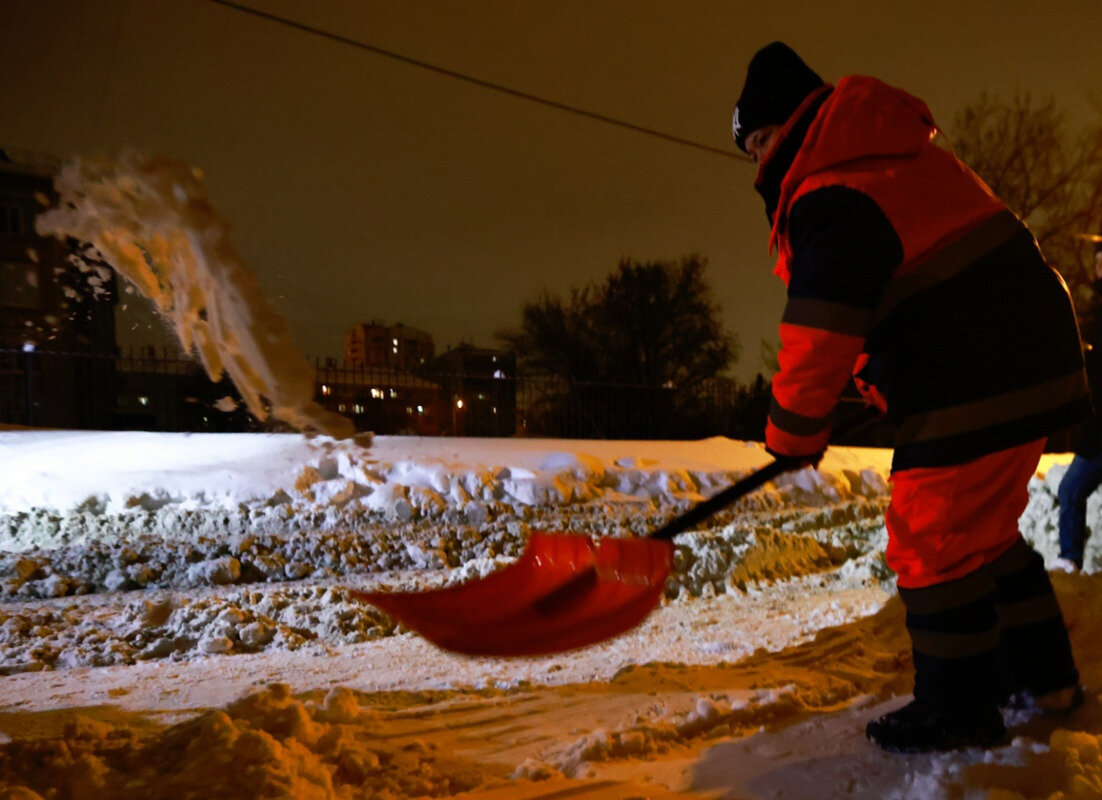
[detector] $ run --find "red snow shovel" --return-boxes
[352,411,877,657]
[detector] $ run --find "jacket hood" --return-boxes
[768,76,938,244]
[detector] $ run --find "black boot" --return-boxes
[866,699,1006,754]
[866,570,1007,753]
[989,539,1080,705]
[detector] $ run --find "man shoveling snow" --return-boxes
[731,41,1089,753]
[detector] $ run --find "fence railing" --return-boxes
[0,348,903,445]
[0,348,780,439]
[4,347,1086,451]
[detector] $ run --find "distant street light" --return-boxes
[452,398,465,435]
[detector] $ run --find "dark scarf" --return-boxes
[754,87,833,226]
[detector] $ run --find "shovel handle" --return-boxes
[649,406,881,542]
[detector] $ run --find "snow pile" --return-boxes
[0,430,1084,684]
[34,151,355,439]
[0,431,889,550]
[983,730,1102,800]
[0,497,891,673]
[0,585,396,674]
[3,430,1101,800]
[0,430,900,676]
[0,683,490,800]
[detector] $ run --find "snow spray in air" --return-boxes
[35,151,356,440]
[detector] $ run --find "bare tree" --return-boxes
[497,256,738,438]
[500,255,736,388]
[950,91,1102,304]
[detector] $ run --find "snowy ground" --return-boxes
[0,429,1100,799]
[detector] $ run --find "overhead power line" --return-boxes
[204,0,751,163]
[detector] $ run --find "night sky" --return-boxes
[4,1,1102,380]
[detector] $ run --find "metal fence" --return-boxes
[0,348,784,440]
[3,348,1087,451]
[0,348,255,432]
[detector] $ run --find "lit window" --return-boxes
[456,399,464,409]
[389,388,397,398]
[138,396,149,406]
[370,388,384,399]
[321,384,331,396]
[416,405,424,414]
[493,369,505,379]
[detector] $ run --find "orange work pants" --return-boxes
[885,439,1046,589]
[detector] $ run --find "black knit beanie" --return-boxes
[733,42,825,152]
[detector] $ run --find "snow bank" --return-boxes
[0,431,890,550]
[0,683,490,799]
[3,430,1100,800]
[0,431,896,676]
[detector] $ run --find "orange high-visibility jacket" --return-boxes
[760,76,1089,471]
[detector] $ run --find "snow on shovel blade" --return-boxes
[352,532,674,657]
